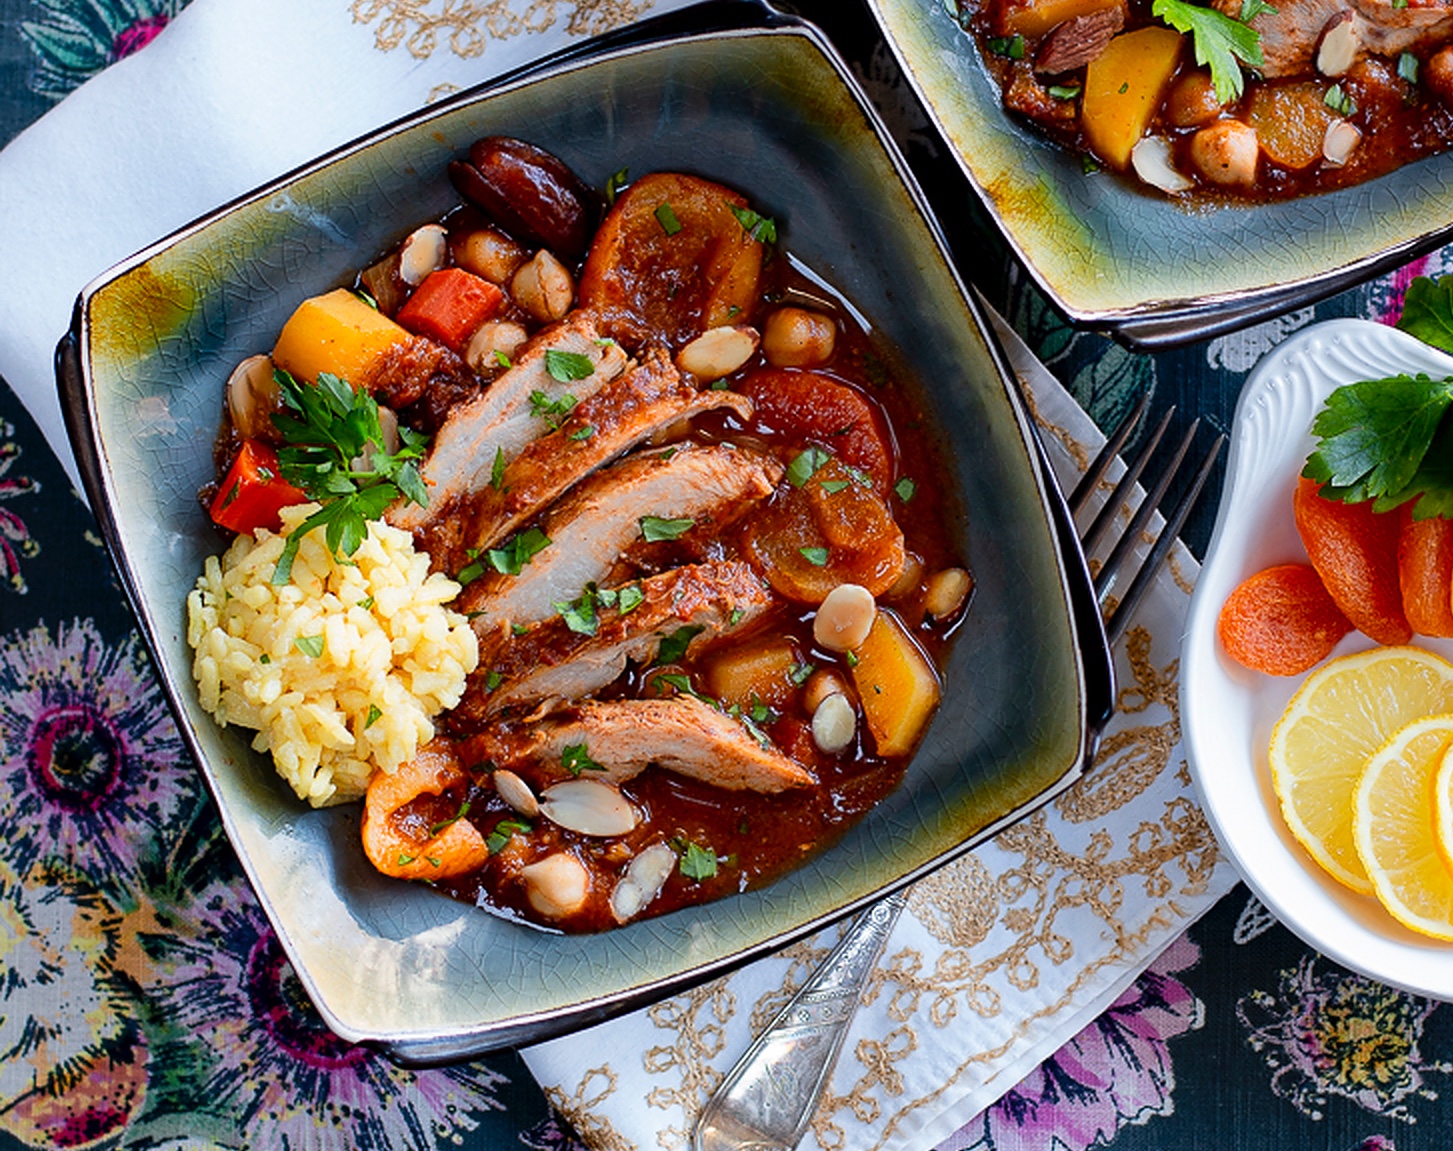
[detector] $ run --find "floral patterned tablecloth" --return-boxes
[2,1,1452,1150]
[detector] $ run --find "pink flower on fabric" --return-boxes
[110,16,168,62]
[940,937,1204,1151]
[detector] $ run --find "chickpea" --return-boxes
[511,249,575,322]
[1427,46,1453,107]
[813,583,877,651]
[454,227,527,285]
[676,325,760,381]
[1189,120,1260,186]
[924,567,972,621]
[465,319,529,375]
[762,306,836,368]
[811,693,857,754]
[1164,71,1222,129]
[521,853,590,920]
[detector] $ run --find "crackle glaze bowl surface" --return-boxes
[57,4,1108,1059]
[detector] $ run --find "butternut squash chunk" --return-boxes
[850,608,940,757]
[1082,27,1184,170]
[271,288,412,385]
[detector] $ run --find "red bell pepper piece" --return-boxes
[209,440,306,535]
[395,266,504,352]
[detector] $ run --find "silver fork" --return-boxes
[692,395,1225,1151]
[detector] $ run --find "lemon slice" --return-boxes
[1354,714,1453,939]
[1268,645,1453,893]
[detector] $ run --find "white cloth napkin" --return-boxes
[0,5,1241,1147]
[0,0,694,494]
[520,315,1241,1151]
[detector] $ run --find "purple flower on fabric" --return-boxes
[0,621,195,883]
[1237,955,1450,1121]
[22,0,180,101]
[155,887,509,1148]
[941,936,1204,1151]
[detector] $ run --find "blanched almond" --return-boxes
[539,778,637,837]
[676,325,759,380]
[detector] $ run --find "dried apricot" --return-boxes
[1398,507,1453,638]
[1293,476,1411,646]
[1218,563,1352,675]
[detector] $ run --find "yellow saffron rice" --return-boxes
[186,503,478,807]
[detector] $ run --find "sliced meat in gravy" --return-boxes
[388,310,628,537]
[464,695,816,794]
[1233,0,1453,77]
[429,347,754,573]
[459,442,783,633]
[452,560,774,725]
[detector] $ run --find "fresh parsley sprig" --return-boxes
[269,370,429,584]
[1304,276,1453,520]
[1152,0,1266,103]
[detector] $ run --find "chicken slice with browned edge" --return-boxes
[1220,0,1453,77]
[463,695,816,794]
[428,347,754,573]
[460,442,783,634]
[388,310,628,537]
[451,560,774,725]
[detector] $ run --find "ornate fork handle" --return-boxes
[692,891,908,1151]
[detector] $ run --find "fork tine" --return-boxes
[1094,417,1202,600]
[1068,391,1151,518]
[1080,404,1176,555]
[1102,432,1225,647]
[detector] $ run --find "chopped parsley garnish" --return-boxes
[544,349,595,383]
[786,446,831,488]
[651,672,713,702]
[485,669,503,692]
[1152,0,1265,103]
[554,583,604,636]
[988,34,1025,59]
[895,476,917,502]
[819,479,851,495]
[489,446,507,490]
[1047,84,1081,100]
[269,370,429,584]
[800,546,830,567]
[357,595,375,610]
[617,584,646,614]
[457,547,486,587]
[640,515,695,542]
[493,349,512,369]
[486,818,531,855]
[730,205,778,244]
[605,167,629,204]
[562,743,605,775]
[729,607,744,626]
[568,425,595,441]
[529,389,579,429]
[655,202,683,235]
[364,704,383,728]
[655,624,704,666]
[1399,51,1420,84]
[487,527,552,576]
[677,839,719,880]
[295,634,325,658]
[1324,83,1356,116]
[788,661,816,686]
[429,800,471,836]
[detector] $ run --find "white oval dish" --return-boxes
[1183,317,1453,999]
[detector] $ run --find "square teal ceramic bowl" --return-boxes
[57,3,1107,1060]
[868,0,1453,347]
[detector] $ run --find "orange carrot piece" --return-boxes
[209,441,306,535]
[1293,476,1411,646]
[1217,563,1353,675]
[1398,507,1453,638]
[395,267,503,352]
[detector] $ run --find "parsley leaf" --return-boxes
[544,349,595,383]
[269,370,429,583]
[655,202,682,235]
[486,818,531,855]
[655,624,704,666]
[786,447,831,488]
[561,743,605,775]
[487,527,552,576]
[1152,0,1264,103]
[729,204,778,244]
[1304,373,1453,516]
[529,389,579,429]
[640,515,695,542]
[1397,276,1453,354]
[554,582,603,636]
[677,839,718,880]
[800,546,830,566]
[295,634,325,658]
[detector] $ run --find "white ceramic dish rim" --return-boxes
[1183,317,1453,999]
